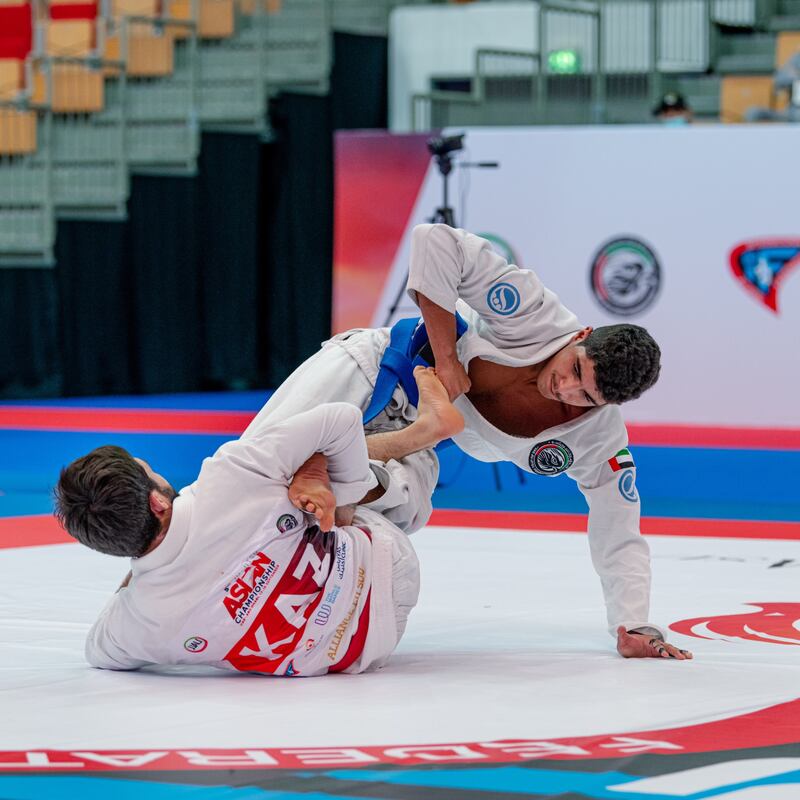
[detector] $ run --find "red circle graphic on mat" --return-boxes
[670,603,800,645]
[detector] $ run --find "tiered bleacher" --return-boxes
[0,0,333,266]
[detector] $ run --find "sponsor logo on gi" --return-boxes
[184,636,208,653]
[223,551,280,625]
[617,468,638,502]
[334,541,347,580]
[277,513,298,533]
[284,660,300,677]
[487,282,521,316]
[589,237,661,316]
[529,439,574,476]
[328,567,365,662]
[671,602,800,646]
[729,239,800,314]
[314,586,341,627]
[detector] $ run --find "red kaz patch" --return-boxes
[670,602,800,646]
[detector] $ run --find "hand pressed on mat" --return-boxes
[616,626,693,660]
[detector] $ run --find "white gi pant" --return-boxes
[242,329,431,642]
[243,328,438,536]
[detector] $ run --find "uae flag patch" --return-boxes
[608,448,634,472]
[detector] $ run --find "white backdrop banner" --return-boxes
[374,124,800,428]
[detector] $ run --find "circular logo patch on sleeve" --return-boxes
[277,514,298,532]
[487,282,521,315]
[529,440,574,475]
[184,636,208,653]
[618,468,639,502]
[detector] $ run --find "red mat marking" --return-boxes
[0,407,254,435]
[0,406,799,450]
[3,511,797,551]
[0,697,797,771]
[0,515,73,549]
[428,509,800,539]
[627,422,800,450]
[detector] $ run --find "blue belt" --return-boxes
[363,311,468,426]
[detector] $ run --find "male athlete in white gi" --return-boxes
[245,224,691,661]
[55,368,464,676]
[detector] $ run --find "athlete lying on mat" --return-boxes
[241,224,692,660]
[54,368,463,676]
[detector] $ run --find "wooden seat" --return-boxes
[0,107,36,155]
[0,58,22,100]
[112,0,159,15]
[46,19,94,56]
[775,31,800,69]
[719,75,774,123]
[31,62,103,112]
[105,30,174,76]
[168,0,234,39]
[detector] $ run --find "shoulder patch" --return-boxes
[487,282,521,315]
[618,468,639,502]
[277,513,298,533]
[529,439,574,476]
[608,448,635,472]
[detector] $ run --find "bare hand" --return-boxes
[288,453,336,531]
[434,358,471,402]
[616,626,693,660]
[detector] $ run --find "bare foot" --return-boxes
[414,366,464,443]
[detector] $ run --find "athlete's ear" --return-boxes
[149,489,172,518]
[572,326,593,343]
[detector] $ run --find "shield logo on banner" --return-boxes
[670,602,800,646]
[729,240,800,313]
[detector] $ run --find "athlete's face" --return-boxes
[536,328,606,408]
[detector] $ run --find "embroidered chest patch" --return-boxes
[529,439,574,476]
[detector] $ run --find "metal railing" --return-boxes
[410,0,780,130]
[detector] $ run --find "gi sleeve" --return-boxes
[210,402,377,506]
[566,410,666,639]
[406,223,580,346]
[85,592,151,671]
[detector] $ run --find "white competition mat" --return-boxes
[3,527,799,753]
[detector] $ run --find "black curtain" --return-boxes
[1,31,389,398]
[51,131,262,397]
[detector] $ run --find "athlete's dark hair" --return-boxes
[582,324,661,404]
[54,445,162,557]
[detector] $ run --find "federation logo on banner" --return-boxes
[670,602,800,646]
[529,440,574,476]
[729,239,800,313]
[589,237,661,316]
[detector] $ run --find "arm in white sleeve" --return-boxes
[211,402,377,506]
[406,224,580,345]
[84,593,151,671]
[566,412,666,640]
[579,472,666,639]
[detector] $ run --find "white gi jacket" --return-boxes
[85,403,407,676]
[407,223,663,638]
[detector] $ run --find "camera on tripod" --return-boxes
[426,134,465,158]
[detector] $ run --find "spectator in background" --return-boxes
[652,92,693,125]
[745,49,800,122]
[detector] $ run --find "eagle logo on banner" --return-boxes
[729,240,800,313]
[670,602,800,646]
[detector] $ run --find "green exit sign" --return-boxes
[548,49,581,74]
